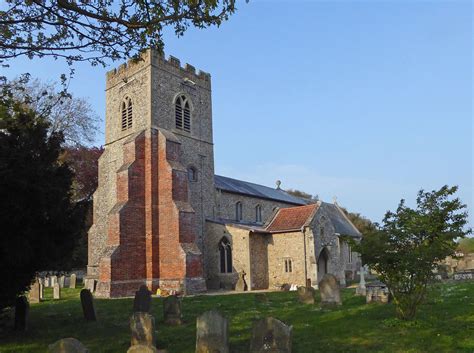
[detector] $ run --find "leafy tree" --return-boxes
[0,98,83,309]
[354,186,471,320]
[10,78,100,146]
[339,207,376,235]
[457,237,474,255]
[286,189,318,203]
[0,0,242,66]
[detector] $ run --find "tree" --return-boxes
[354,186,471,320]
[0,0,241,66]
[339,207,376,235]
[10,79,100,146]
[457,237,474,255]
[286,189,318,203]
[0,98,83,309]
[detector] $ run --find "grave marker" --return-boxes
[249,317,292,353]
[133,285,152,313]
[48,337,89,353]
[163,295,182,325]
[69,274,77,289]
[53,283,61,299]
[355,265,368,296]
[29,279,41,304]
[297,286,315,304]
[130,312,156,347]
[80,289,97,321]
[196,309,229,353]
[319,274,341,306]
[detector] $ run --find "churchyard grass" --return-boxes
[1,282,473,353]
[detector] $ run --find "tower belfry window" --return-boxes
[121,97,133,131]
[175,95,191,133]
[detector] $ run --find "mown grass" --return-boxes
[1,281,473,353]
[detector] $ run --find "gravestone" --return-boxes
[58,275,66,288]
[130,312,156,347]
[14,296,29,331]
[53,283,61,299]
[51,275,58,288]
[163,295,182,325]
[366,282,390,304]
[80,289,97,321]
[196,309,229,353]
[40,282,44,300]
[249,317,292,353]
[297,286,315,305]
[70,274,77,289]
[133,285,152,313]
[84,278,96,292]
[319,274,341,306]
[48,337,89,353]
[235,271,248,292]
[355,265,367,296]
[29,280,41,304]
[44,276,50,288]
[127,345,159,353]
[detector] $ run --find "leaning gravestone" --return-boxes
[319,274,341,306]
[249,317,292,353]
[235,271,248,292]
[196,309,229,353]
[53,283,61,299]
[133,285,152,313]
[14,296,29,331]
[69,274,77,289]
[163,295,182,325]
[80,289,97,321]
[297,286,315,305]
[29,280,41,304]
[48,337,89,353]
[130,312,156,347]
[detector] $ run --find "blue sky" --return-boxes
[3,0,473,226]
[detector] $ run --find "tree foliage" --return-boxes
[285,189,318,203]
[339,206,376,235]
[354,186,471,320]
[0,98,84,309]
[457,237,474,255]
[0,0,241,66]
[10,78,100,146]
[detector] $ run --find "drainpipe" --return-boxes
[302,226,308,286]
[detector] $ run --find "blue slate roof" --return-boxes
[320,202,361,238]
[214,175,307,205]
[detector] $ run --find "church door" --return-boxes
[317,248,330,283]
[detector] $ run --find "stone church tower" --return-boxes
[87,50,214,297]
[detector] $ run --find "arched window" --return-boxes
[175,95,191,132]
[121,97,133,131]
[235,202,243,222]
[219,238,232,273]
[255,205,262,223]
[187,166,197,182]
[284,258,293,273]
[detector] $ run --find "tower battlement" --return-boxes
[106,50,211,89]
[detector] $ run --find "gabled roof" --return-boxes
[266,204,319,233]
[214,175,307,205]
[319,202,361,238]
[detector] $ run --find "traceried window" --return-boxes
[121,97,133,131]
[187,166,197,182]
[284,258,293,273]
[255,205,262,223]
[219,238,232,273]
[235,202,243,222]
[175,95,191,132]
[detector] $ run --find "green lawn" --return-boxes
[1,282,473,353]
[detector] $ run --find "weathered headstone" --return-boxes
[44,276,50,288]
[14,296,29,331]
[40,282,44,300]
[249,317,292,353]
[80,289,97,321]
[84,278,96,292]
[130,312,156,347]
[51,275,58,287]
[58,275,66,288]
[48,337,89,353]
[297,286,315,305]
[127,345,159,353]
[163,295,182,325]
[319,274,341,306]
[355,265,367,296]
[53,283,61,299]
[196,309,229,353]
[133,285,152,313]
[366,282,390,304]
[29,280,41,304]
[69,274,77,289]
[235,271,248,292]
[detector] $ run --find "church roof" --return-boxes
[214,175,307,205]
[319,202,361,238]
[266,204,319,233]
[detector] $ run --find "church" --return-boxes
[86,50,362,297]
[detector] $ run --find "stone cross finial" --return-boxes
[276,180,281,190]
[355,265,368,296]
[333,196,338,204]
